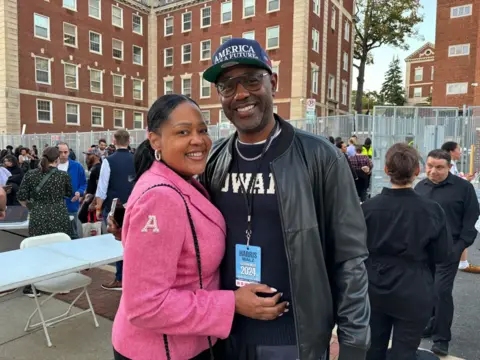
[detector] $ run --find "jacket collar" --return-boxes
[381,187,417,196]
[423,172,455,187]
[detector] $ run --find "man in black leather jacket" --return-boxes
[200,38,370,360]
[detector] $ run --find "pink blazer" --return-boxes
[112,161,235,360]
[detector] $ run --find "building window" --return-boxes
[64,63,78,89]
[414,87,422,98]
[133,112,144,129]
[164,17,173,36]
[311,68,318,94]
[114,109,125,128]
[221,2,233,23]
[201,7,211,28]
[328,75,335,99]
[201,40,211,61]
[201,110,211,124]
[343,52,349,71]
[266,26,280,49]
[91,106,104,127]
[133,46,143,65]
[112,39,124,60]
[446,82,468,95]
[451,5,472,18]
[34,14,50,40]
[164,48,173,66]
[89,31,102,54]
[182,44,192,63]
[112,5,123,28]
[63,0,76,11]
[35,57,51,85]
[221,35,232,44]
[448,44,470,57]
[133,79,143,100]
[90,69,103,93]
[344,21,350,41]
[201,77,211,98]
[37,100,52,123]
[243,0,255,18]
[182,12,192,32]
[313,0,320,16]
[415,68,423,82]
[182,78,192,97]
[88,0,101,19]
[113,74,124,97]
[164,79,173,95]
[267,0,280,12]
[63,23,77,47]
[66,103,79,125]
[312,28,320,52]
[243,31,255,40]
[273,105,278,113]
[133,14,142,35]
[342,81,348,105]
[272,63,279,88]
[431,66,434,80]
[219,109,228,123]
[331,8,336,30]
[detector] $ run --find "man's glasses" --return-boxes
[216,73,269,97]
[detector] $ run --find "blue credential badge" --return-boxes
[235,244,261,287]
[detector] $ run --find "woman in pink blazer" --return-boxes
[112,95,287,360]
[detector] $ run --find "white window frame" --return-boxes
[311,68,319,94]
[133,45,143,65]
[414,87,422,98]
[164,47,173,67]
[182,11,192,33]
[88,0,101,20]
[313,0,320,16]
[219,109,228,123]
[448,44,470,57]
[113,109,125,128]
[34,13,50,40]
[90,68,103,94]
[243,30,255,40]
[89,31,102,54]
[164,16,173,36]
[328,74,335,99]
[267,0,280,13]
[221,1,233,24]
[112,38,124,60]
[112,74,124,97]
[201,110,211,124]
[201,6,212,28]
[243,0,255,18]
[431,66,434,81]
[343,52,349,71]
[91,106,104,127]
[200,75,211,99]
[36,99,53,124]
[65,103,80,125]
[200,40,211,61]
[182,44,192,64]
[266,25,280,50]
[446,82,468,95]
[112,5,123,28]
[220,35,232,45]
[271,63,279,89]
[182,78,192,97]
[164,79,174,95]
[331,7,336,30]
[63,22,77,47]
[64,63,79,90]
[342,81,348,105]
[312,28,320,52]
[132,14,143,35]
[133,112,144,129]
[344,21,350,41]
[451,4,472,18]
[133,78,143,100]
[35,56,51,85]
[63,0,77,11]
[415,67,423,82]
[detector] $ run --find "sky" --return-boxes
[353,0,437,92]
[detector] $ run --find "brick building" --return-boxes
[0,0,355,134]
[405,42,435,106]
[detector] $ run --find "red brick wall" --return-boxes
[308,1,323,106]
[325,2,339,109]
[408,62,434,87]
[340,16,352,112]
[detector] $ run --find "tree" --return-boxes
[354,0,423,113]
[351,90,385,112]
[380,57,405,106]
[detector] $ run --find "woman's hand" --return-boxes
[107,215,122,241]
[234,284,288,320]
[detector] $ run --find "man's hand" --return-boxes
[234,284,288,320]
[71,192,81,202]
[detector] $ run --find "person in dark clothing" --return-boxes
[78,148,102,224]
[415,149,480,356]
[3,155,24,205]
[349,145,373,202]
[68,148,77,161]
[328,136,335,144]
[336,141,358,182]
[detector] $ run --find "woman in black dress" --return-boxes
[17,146,73,237]
[362,143,451,360]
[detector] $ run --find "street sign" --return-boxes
[306,98,316,112]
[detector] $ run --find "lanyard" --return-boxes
[235,121,279,246]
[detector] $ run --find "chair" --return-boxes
[20,233,99,347]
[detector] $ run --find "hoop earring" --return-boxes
[154,149,162,161]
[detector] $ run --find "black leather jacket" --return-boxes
[200,117,370,360]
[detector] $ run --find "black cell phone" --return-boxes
[109,198,126,228]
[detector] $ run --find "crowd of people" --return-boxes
[0,38,478,360]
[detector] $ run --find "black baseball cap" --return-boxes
[203,38,273,83]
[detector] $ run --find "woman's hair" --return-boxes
[134,94,200,182]
[3,154,18,167]
[335,141,344,149]
[328,136,335,144]
[385,143,420,186]
[40,146,60,173]
[441,141,458,153]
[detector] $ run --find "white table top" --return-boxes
[0,220,29,230]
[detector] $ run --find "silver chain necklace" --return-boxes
[235,124,279,162]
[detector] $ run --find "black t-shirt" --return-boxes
[86,163,101,195]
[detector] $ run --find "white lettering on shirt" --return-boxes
[222,173,275,195]
[141,215,159,233]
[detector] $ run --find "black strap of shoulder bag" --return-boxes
[139,183,214,360]
[35,167,58,194]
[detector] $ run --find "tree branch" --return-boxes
[353,63,360,70]
[354,22,364,43]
